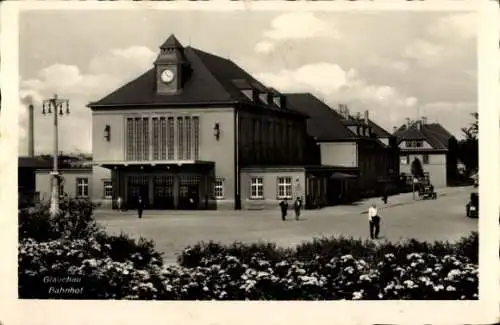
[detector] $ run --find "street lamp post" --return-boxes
[42,94,70,217]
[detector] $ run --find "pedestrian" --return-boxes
[279,198,289,221]
[116,196,123,211]
[293,197,302,220]
[382,187,388,204]
[137,196,144,219]
[368,203,381,239]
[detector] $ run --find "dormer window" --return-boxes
[259,93,267,104]
[242,89,253,101]
[406,140,424,148]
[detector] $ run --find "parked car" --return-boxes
[466,192,478,218]
[418,184,437,200]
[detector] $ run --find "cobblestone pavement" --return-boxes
[95,186,478,264]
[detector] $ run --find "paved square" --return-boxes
[95,187,478,264]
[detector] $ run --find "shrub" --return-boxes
[20,233,478,299]
[179,233,478,268]
[19,233,164,299]
[18,200,478,300]
[18,198,101,241]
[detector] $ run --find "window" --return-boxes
[76,178,89,197]
[400,155,409,164]
[277,176,292,199]
[152,118,160,160]
[186,117,192,160]
[103,180,113,199]
[214,178,224,199]
[406,140,423,148]
[422,154,429,165]
[250,177,264,199]
[167,117,175,160]
[160,117,167,160]
[126,117,150,161]
[177,117,184,160]
[193,116,200,160]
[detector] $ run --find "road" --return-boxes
[95,186,478,264]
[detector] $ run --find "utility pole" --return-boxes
[42,94,70,217]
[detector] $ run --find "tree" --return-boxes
[410,157,425,199]
[411,157,425,179]
[460,112,478,140]
[458,112,479,176]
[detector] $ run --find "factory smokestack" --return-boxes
[28,104,34,157]
[22,95,35,157]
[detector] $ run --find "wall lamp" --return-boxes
[104,125,111,142]
[213,122,220,140]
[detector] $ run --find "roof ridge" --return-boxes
[310,95,358,138]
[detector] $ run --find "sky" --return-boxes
[18,9,477,155]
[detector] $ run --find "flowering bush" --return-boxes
[20,233,478,300]
[19,235,164,299]
[18,202,478,300]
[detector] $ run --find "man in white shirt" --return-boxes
[368,203,381,239]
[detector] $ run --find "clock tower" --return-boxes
[154,34,189,95]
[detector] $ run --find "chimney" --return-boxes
[417,120,422,130]
[279,95,287,109]
[28,104,35,157]
[364,110,369,125]
[340,104,350,119]
[252,88,260,103]
[356,112,361,120]
[266,92,274,105]
[421,116,427,125]
[393,126,398,133]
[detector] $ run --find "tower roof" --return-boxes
[160,34,184,49]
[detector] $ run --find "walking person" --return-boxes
[137,195,144,219]
[116,196,123,211]
[368,203,381,239]
[279,198,289,221]
[382,187,388,205]
[294,197,302,220]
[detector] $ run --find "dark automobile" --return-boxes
[466,192,478,218]
[418,184,437,200]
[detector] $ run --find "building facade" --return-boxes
[394,118,458,188]
[286,94,398,204]
[89,35,308,210]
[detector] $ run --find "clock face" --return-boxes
[160,69,175,83]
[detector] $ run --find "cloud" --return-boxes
[264,12,338,41]
[254,41,275,54]
[255,12,339,56]
[404,39,443,62]
[430,13,477,40]
[19,46,156,155]
[256,63,420,130]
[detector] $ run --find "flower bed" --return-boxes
[18,200,479,300]
[19,235,478,300]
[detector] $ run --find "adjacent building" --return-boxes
[393,117,458,188]
[286,94,399,203]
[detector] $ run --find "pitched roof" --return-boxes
[285,93,356,141]
[393,122,454,149]
[89,41,303,118]
[367,120,392,138]
[160,34,183,49]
